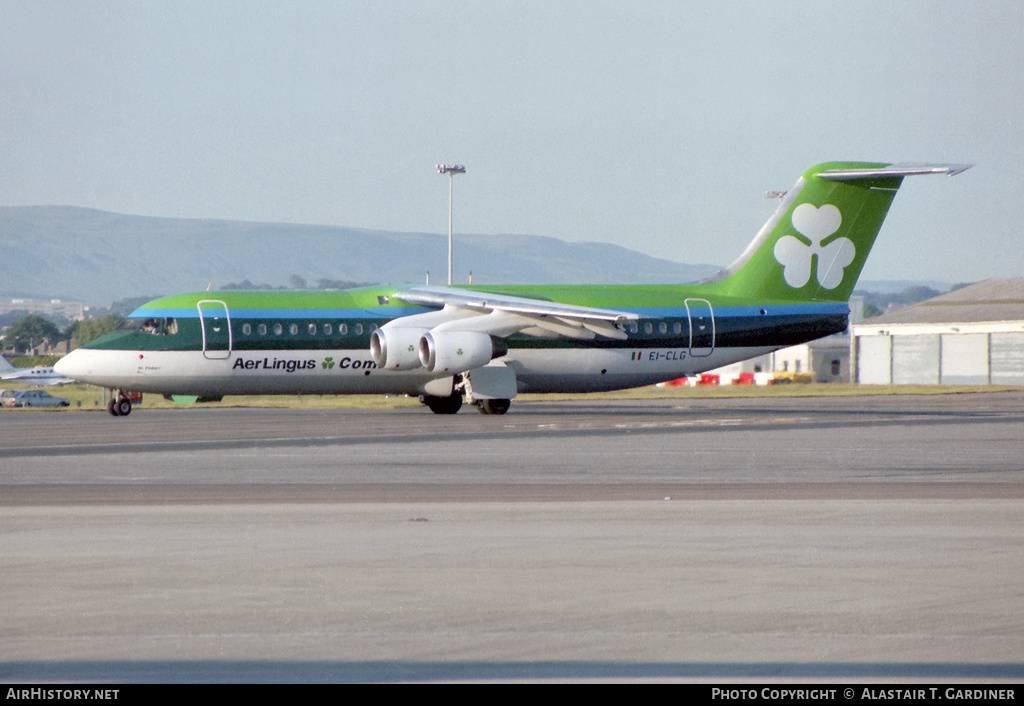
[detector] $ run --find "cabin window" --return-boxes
[308,323,317,336]
[643,322,653,335]
[339,323,348,335]
[273,323,283,336]
[354,323,364,336]
[257,323,267,336]
[627,322,638,335]
[289,323,298,336]
[324,323,333,336]
[241,323,252,336]
[658,322,667,335]
[672,322,682,335]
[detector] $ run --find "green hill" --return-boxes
[1,206,716,306]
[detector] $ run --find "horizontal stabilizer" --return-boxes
[817,163,972,181]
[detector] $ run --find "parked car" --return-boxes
[2,389,71,407]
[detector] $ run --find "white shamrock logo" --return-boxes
[773,204,855,289]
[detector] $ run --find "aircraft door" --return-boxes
[198,300,233,359]
[685,298,715,358]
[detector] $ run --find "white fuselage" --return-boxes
[55,344,776,396]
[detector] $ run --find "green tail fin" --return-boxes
[707,162,970,302]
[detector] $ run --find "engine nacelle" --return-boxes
[370,327,426,369]
[418,330,508,373]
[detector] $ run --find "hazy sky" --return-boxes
[2,1,1021,283]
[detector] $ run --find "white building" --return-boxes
[0,297,87,320]
[851,279,1024,385]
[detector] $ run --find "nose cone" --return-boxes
[54,348,146,389]
[53,349,94,383]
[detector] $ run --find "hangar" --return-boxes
[850,279,1024,385]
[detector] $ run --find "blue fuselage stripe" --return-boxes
[131,303,847,320]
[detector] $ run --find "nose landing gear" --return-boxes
[107,391,135,416]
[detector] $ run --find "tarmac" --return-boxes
[2,391,1023,682]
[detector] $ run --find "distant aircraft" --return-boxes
[54,161,970,416]
[0,354,75,385]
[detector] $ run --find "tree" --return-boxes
[862,302,884,319]
[4,314,62,353]
[68,314,124,350]
[899,285,942,304]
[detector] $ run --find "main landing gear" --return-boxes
[418,393,511,415]
[420,392,463,414]
[419,372,513,415]
[107,391,133,417]
[474,398,511,415]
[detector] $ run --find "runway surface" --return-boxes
[2,391,1023,682]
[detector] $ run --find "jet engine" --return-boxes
[370,328,426,369]
[418,331,508,373]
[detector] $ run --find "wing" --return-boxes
[389,285,638,341]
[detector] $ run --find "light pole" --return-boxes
[436,164,465,285]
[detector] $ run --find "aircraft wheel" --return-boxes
[114,398,132,416]
[421,393,462,414]
[476,398,511,415]
[107,399,120,416]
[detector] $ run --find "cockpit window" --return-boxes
[118,317,179,335]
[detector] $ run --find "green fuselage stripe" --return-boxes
[87,301,848,353]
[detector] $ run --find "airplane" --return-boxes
[0,354,76,385]
[53,161,970,417]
